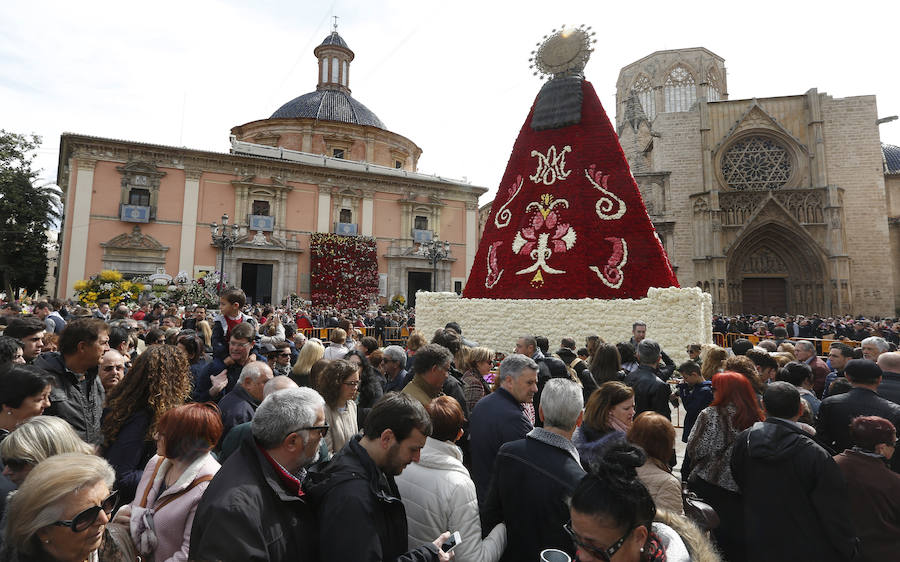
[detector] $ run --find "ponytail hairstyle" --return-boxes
[570,442,656,532]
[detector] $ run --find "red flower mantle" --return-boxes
[310,233,379,309]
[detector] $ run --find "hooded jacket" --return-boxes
[304,435,440,562]
[210,312,258,360]
[731,418,857,562]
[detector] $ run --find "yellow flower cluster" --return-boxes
[73,269,140,306]
[99,270,123,282]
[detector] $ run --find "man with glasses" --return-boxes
[190,387,327,561]
[98,349,126,393]
[402,343,453,409]
[306,393,453,561]
[267,342,293,377]
[193,322,256,402]
[482,378,585,561]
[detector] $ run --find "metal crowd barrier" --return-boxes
[297,326,410,347]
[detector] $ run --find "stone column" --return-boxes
[178,169,202,276]
[65,157,96,298]
[317,188,331,233]
[465,201,478,276]
[361,192,374,236]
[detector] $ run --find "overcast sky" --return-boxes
[3,0,899,206]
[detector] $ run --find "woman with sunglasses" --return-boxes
[566,443,718,562]
[316,359,359,455]
[116,402,222,562]
[0,453,136,562]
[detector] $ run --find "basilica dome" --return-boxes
[270,89,386,129]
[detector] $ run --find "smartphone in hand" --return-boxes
[441,531,462,553]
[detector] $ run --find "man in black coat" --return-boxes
[34,318,109,445]
[305,393,451,562]
[217,361,273,440]
[469,354,537,505]
[189,387,326,561]
[482,378,586,562]
[624,339,671,420]
[816,359,900,472]
[731,382,858,562]
[876,352,900,405]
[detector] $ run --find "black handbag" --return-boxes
[682,484,720,532]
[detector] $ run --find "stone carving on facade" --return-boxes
[692,197,709,214]
[774,190,824,224]
[719,191,762,226]
[740,248,788,274]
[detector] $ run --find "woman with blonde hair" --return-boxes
[195,320,213,352]
[102,345,192,503]
[1,453,132,562]
[700,346,727,381]
[317,359,359,455]
[1,416,94,487]
[291,339,325,387]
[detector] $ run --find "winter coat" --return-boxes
[304,436,440,562]
[481,428,585,562]
[571,425,626,470]
[210,312,258,360]
[103,409,156,504]
[636,458,684,515]
[686,405,743,492]
[653,510,722,562]
[257,322,285,345]
[625,365,672,420]
[322,344,348,361]
[731,418,858,562]
[188,430,318,561]
[816,387,900,472]
[468,387,533,506]
[677,380,713,442]
[193,358,244,403]
[130,453,220,562]
[876,370,900,406]
[217,384,259,439]
[395,437,506,562]
[33,352,105,445]
[323,400,357,456]
[833,449,900,562]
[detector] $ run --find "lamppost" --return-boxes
[418,239,451,292]
[210,213,240,295]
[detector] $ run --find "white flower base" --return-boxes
[415,287,712,365]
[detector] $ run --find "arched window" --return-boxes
[721,136,793,191]
[707,68,721,102]
[664,65,696,113]
[632,75,655,121]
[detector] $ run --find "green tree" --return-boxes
[0,130,62,296]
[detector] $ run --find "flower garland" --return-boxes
[309,233,379,309]
[73,270,140,307]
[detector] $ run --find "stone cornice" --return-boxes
[58,133,486,200]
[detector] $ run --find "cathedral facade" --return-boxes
[55,30,485,307]
[616,47,899,316]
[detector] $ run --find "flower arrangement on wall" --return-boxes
[73,270,140,307]
[310,233,379,309]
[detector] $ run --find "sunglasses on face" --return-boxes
[51,490,119,532]
[284,424,330,440]
[2,458,31,471]
[563,521,632,562]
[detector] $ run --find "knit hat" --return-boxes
[463,27,678,300]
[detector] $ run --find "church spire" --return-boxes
[314,20,354,94]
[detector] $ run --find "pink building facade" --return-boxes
[55,30,485,306]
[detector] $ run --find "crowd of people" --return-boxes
[0,292,898,561]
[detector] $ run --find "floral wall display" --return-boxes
[309,233,379,309]
[73,270,141,307]
[415,287,712,365]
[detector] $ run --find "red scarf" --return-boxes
[258,444,303,497]
[224,315,243,341]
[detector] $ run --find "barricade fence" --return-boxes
[297,326,410,347]
[712,332,860,356]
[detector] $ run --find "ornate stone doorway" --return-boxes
[726,221,828,314]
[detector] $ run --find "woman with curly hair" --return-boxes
[102,345,192,503]
[686,371,763,561]
[317,359,359,455]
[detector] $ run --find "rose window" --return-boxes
[721,136,792,190]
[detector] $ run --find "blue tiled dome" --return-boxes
[270,89,386,129]
[883,143,900,174]
[319,31,349,50]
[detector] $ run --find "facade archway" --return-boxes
[726,220,828,314]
